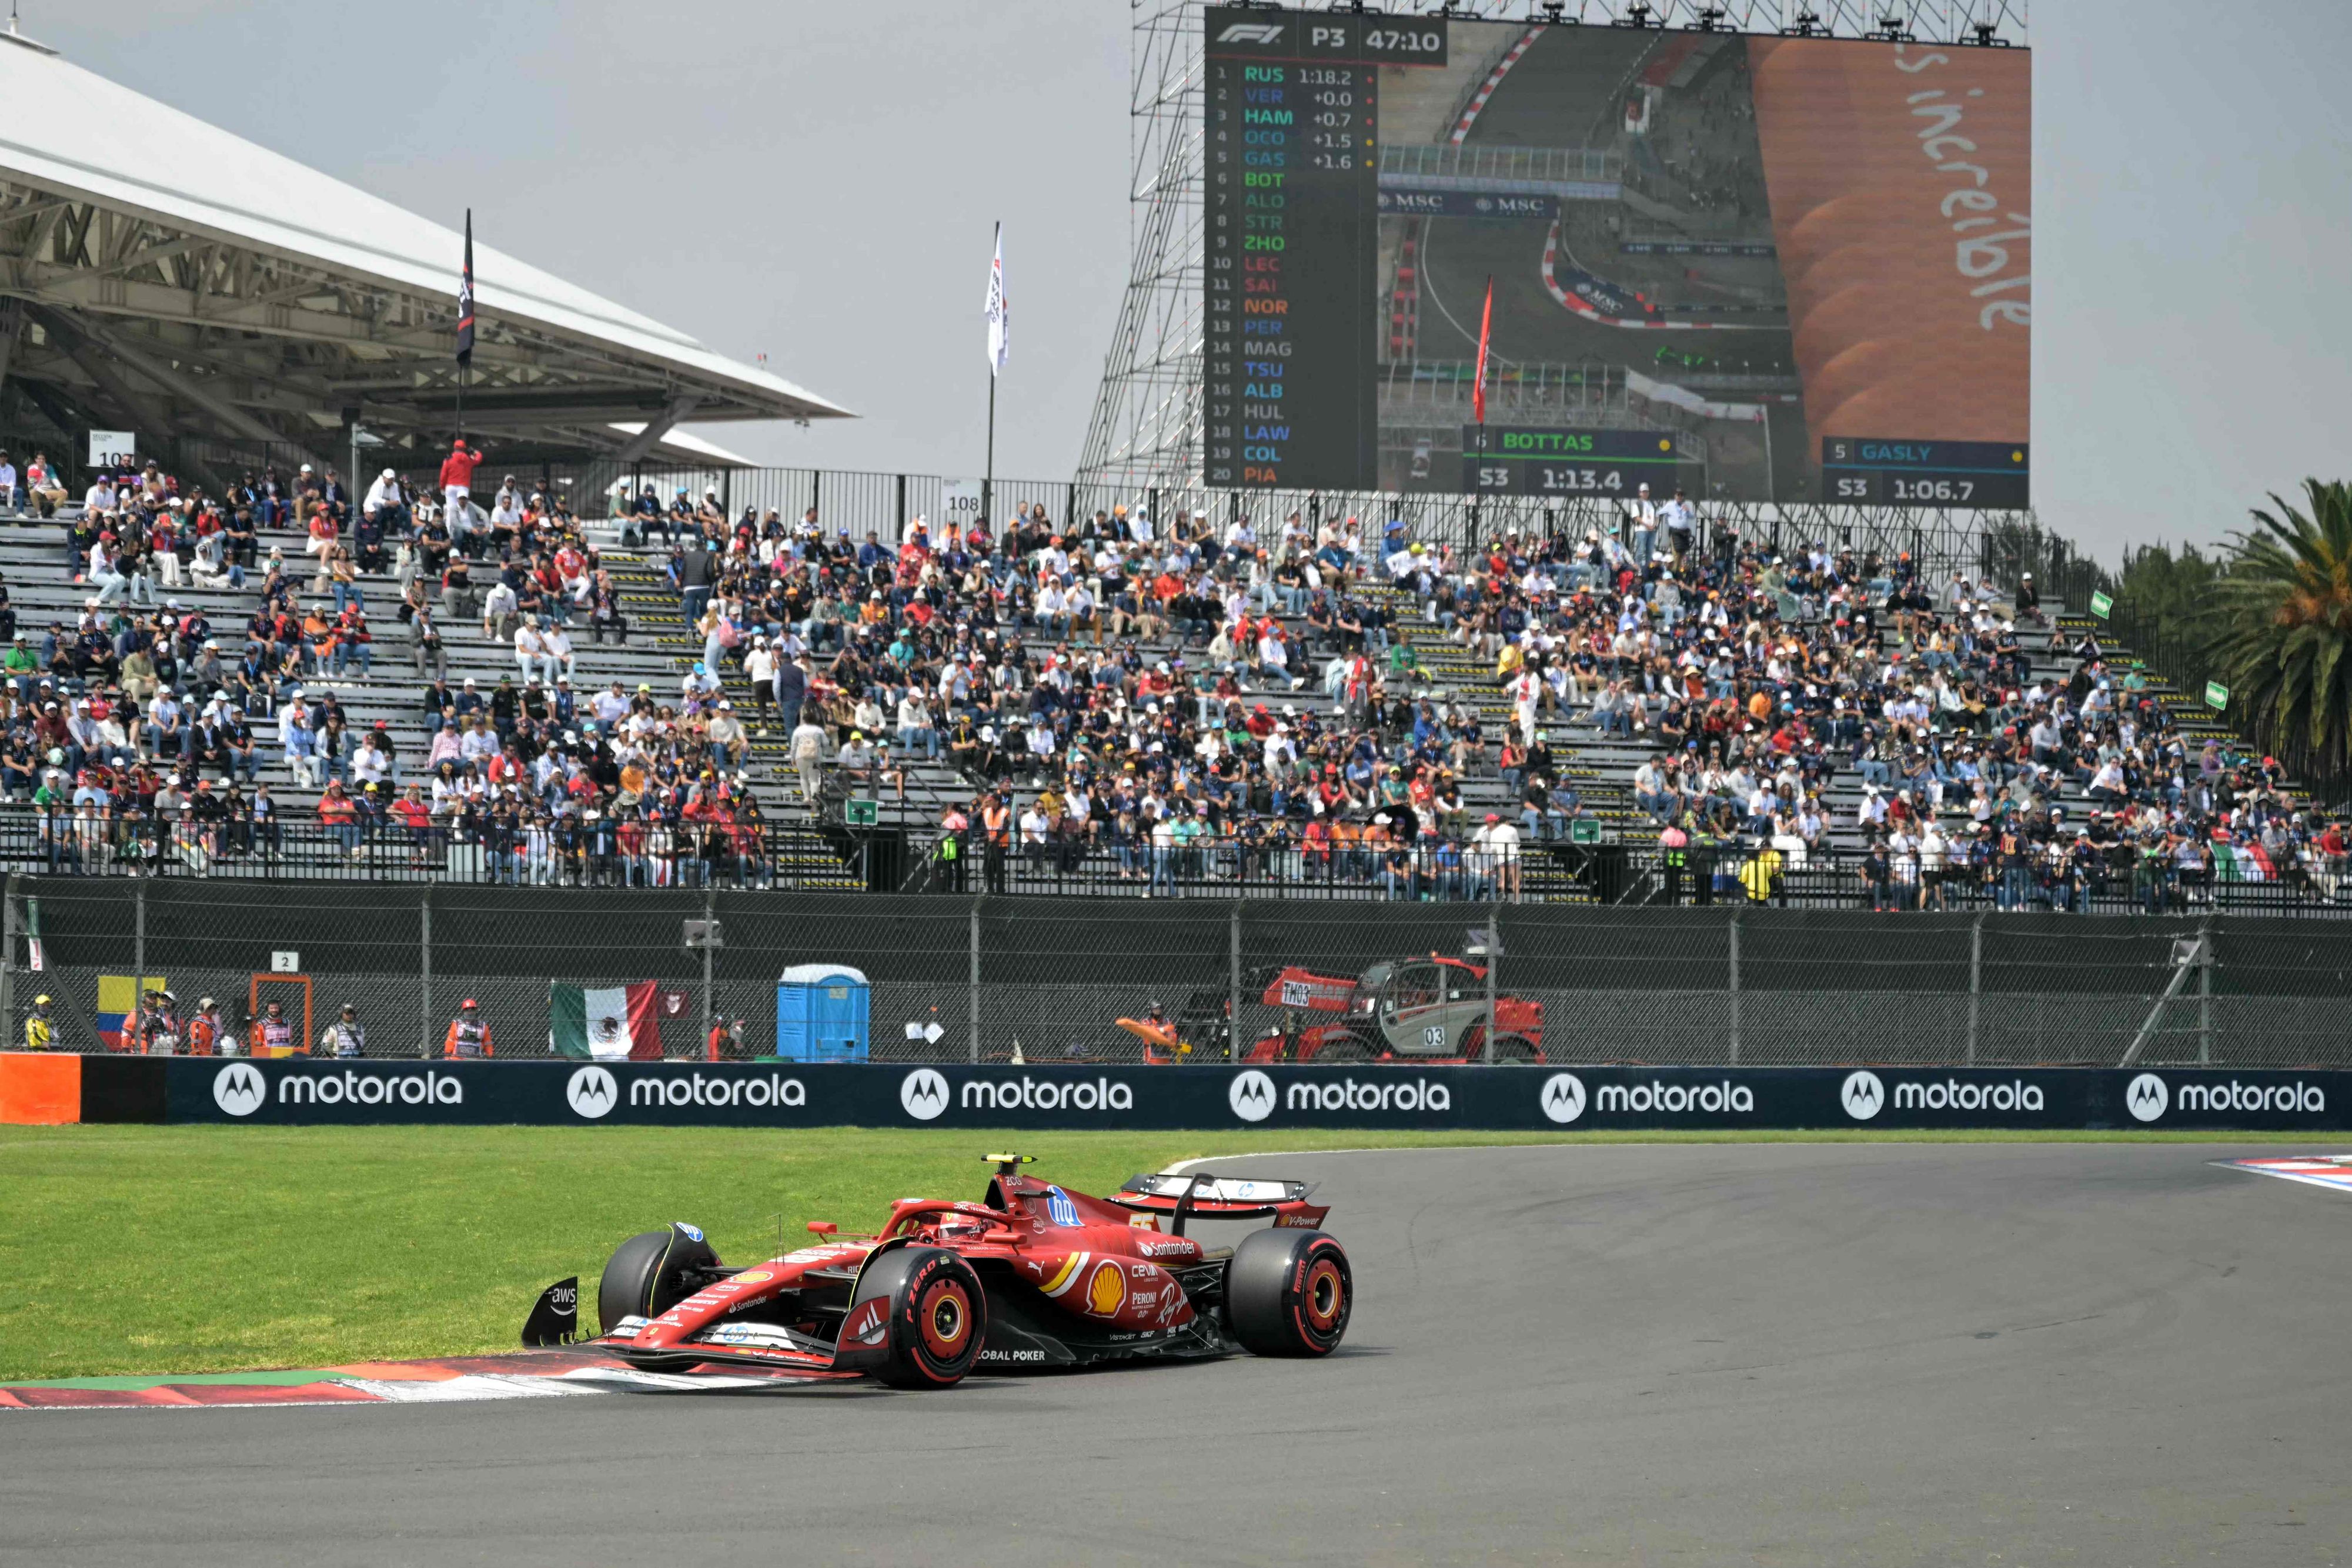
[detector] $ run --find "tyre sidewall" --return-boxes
[1224,1227,1352,1358]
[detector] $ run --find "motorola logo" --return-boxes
[1229,1070,1276,1124]
[566,1065,618,1120]
[213,1062,268,1117]
[900,1068,950,1122]
[1217,22,1284,44]
[1840,1070,1886,1121]
[1538,1072,1586,1125]
[2124,1072,2169,1124]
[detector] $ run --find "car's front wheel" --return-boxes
[853,1246,988,1389]
[597,1222,719,1337]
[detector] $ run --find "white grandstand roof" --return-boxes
[0,29,849,469]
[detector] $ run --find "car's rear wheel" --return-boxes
[855,1247,988,1389]
[598,1223,719,1337]
[1490,1034,1541,1064]
[1225,1227,1351,1358]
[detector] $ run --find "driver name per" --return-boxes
[1205,47,1377,490]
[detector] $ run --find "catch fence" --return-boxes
[10,880,2347,1072]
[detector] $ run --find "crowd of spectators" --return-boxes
[0,446,778,884]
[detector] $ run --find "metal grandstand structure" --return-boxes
[1075,0,2033,571]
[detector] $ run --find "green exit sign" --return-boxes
[844,798,879,827]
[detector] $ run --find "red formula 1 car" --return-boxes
[592,1156,1352,1389]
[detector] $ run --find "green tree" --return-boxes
[2203,479,2352,774]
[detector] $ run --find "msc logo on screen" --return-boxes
[900,1068,951,1122]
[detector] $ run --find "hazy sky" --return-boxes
[32,0,2352,563]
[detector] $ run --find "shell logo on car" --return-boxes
[1085,1261,1127,1317]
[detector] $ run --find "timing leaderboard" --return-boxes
[1822,437,2030,509]
[1203,8,1444,492]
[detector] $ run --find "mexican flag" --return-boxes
[552,982,664,1059]
[2213,841,2277,883]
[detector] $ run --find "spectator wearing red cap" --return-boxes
[439,437,484,519]
[442,998,493,1058]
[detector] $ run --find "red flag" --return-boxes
[1472,276,1493,426]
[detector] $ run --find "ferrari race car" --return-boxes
[592,1156,1352,1388]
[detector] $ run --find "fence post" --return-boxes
[2197,915,2212,1065]
[133,878,146,1002]
[1228,900,1243,1064]
[1966,912,1982,1066]
[1,872,15,1039]
[419,887,433,1058]
[1726,908,1740,1065]
[700,885,716,1062]
[968,899,982,1064]
[1483,901,1499,1065]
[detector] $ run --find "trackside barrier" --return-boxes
[18,1056,2351,1134]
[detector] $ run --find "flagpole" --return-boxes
[983,220,1000,534]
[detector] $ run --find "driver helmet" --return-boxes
[933,1211,989,1244]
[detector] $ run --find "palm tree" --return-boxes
[2202,479,2352,777]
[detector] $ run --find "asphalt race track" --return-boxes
[14,1143,2350,1566]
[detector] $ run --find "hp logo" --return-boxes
[566,1065,618,1120]
[1840,1071,1886,1121]
[212,1061,268,1118]
[900,1068,950,1122]
[1538,1072,1586,1125]
[1229,1069,1276,1124]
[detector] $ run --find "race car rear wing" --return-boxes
[1110,1171,1329,1236]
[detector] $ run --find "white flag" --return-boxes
[984,223,1008,376]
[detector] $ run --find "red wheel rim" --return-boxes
[917,1279,971,1360]
[1302,1257,1345,1333]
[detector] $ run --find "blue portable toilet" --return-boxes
[774,964,870,1062]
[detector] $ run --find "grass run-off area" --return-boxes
[1,1125,2326,1382]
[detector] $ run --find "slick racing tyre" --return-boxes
[855,1246,988,1389]
[598,1222,720,1336]
[1225,1227,1352,1358]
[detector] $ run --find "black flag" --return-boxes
[455,209,476,366]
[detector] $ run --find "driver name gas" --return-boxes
[278,1069,463,1106]
[630,1072,807,1108]
[961,1076,1135,1113]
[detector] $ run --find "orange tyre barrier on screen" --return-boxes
[0,1052,78,1124]
[1747,38,2030,446]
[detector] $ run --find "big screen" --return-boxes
[1202,9,2030,507]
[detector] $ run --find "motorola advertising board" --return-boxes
[70,1059,2345,1133]
[1203,8,2030,506]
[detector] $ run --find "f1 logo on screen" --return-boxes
[1217,22,1283,44]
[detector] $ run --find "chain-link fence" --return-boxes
[8,878,2346,1069]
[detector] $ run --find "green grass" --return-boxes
[0,1125,2330,1382]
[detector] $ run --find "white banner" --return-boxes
[88,430,137,466]
[984,225,1008,376]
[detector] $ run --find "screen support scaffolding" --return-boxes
[1075,0,2033,564]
